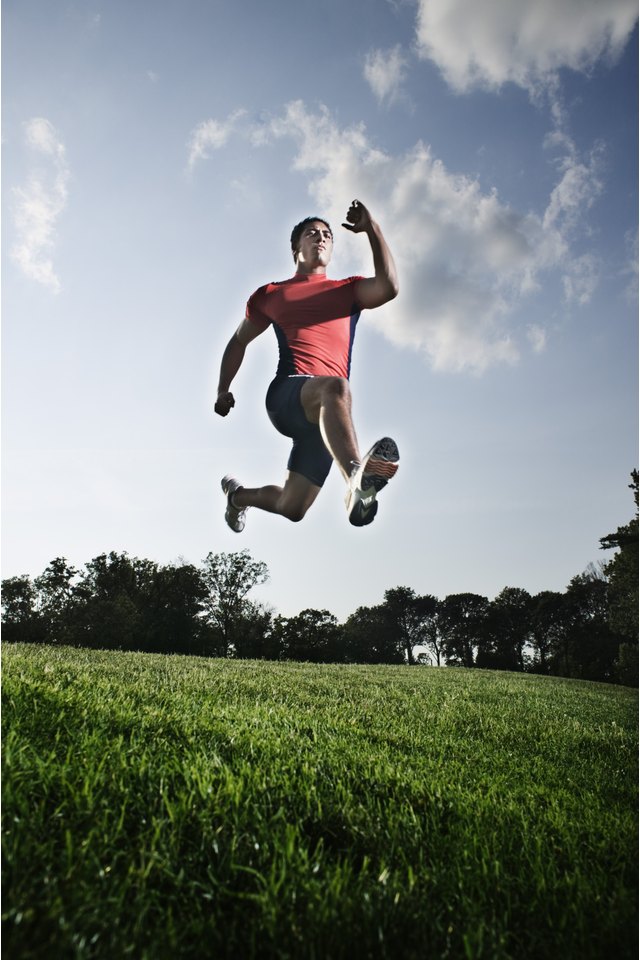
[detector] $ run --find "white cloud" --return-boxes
[186,110,246,171]
[253,101,599,372]
[543,141,604,234]
[527,325,547,353]
[415,0,637,93]
[11,118,69,293]
[363,45,408,105]
[541,136,604,304]
[562,254,600,305]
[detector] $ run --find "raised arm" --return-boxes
[214,317,264,417]
[342,199,399,309]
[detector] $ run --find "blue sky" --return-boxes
[3,0,638,620]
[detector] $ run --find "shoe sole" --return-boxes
[348,437,399,526]
[360,437,399,492]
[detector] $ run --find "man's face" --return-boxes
[295,221,333,268]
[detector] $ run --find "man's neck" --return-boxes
[295,262,327,277]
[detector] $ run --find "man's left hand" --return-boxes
[215,391,235,417]
[342,199,373,234]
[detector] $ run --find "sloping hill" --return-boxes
[2,644,637,959]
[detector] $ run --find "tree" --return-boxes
[599,472,639,686]
[80,552,158,603]
[421,602,445,666]
[530,591,567,674]
[600,470,638,642]
[72,552,158,651]
[342,605,404,664]
[438,593,489,667]
[274,609,343,663]
[1,575,44,644]
[232,602,278,660]
[478,587,532,672]
[200,550,269,657]
[379,588,438,665]
[612,642,638,688]
[33,558,79,645]
[144,562,208,655]
[562,568,618,682]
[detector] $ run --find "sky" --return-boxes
[2,0,638,622]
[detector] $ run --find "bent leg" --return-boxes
[231,471,321,523]
[300,377,360,481]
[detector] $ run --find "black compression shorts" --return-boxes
[265,376,333,488]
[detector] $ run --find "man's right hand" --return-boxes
[215,392,235,417]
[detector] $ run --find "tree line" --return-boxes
[3,473,637,686]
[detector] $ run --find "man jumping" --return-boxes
[214,198,399,532]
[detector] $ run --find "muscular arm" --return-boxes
[214,317,264,417]
[343,200,399,310]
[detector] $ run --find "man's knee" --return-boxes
[277,478,319,522]
[278,497,309,522]
[282,504,307,523]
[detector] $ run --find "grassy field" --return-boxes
[2,644,637,960]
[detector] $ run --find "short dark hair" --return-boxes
[290,217,333,257]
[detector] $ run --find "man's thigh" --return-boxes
[266,377,333,486]
[300,376,350,424]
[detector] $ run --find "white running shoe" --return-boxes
[346,437,399,527]
[221,475,248,533]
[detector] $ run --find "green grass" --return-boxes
[2,644,637,960]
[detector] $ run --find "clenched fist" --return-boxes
[215,392,235,417]
[342,199,374,234]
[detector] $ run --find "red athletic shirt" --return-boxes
[246,274,364,379]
